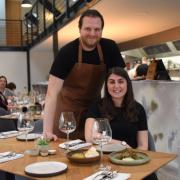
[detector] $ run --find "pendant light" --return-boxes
[21,0,32,8]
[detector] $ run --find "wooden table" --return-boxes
[0,138,176,180]
[0,114,42,121]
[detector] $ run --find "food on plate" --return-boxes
[117,149,144,161]
[71,152,85,159]
[71,147,99,159]
[84,147,99,158]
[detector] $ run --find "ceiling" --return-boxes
[31,0,180,52]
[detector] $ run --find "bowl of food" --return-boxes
[67,147,100,164]
[109,148,150,166]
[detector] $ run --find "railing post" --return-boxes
[20,20,23,47]
[43,0,46,33]
[66,0,70,18]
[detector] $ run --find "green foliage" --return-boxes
[37,138,49,145]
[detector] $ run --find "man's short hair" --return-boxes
[136,64,148,76]
[78,9,104,29]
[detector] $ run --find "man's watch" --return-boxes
[121,141,127,146]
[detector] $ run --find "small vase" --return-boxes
[38,145,49,156]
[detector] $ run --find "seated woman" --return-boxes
[85,67,148,150]
[0,76,8,111]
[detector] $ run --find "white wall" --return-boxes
[30,50,54,85]
[0,49,53,93]
[0,51,27,92]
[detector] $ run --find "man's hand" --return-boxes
[43,131,58,141]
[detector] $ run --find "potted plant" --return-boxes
[37,137,49,156]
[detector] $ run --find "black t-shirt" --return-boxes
[50,38,125,79]
[85,100,148,148]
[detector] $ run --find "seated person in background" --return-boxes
[134,64,148,80]
[4,82,16,97]
[0,76,8,111]
[127,63,140,79]
[85,67,148,150]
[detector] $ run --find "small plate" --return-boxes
[109,149,150,166]
[16,133,40,141]
[67,149,100,164]
[96,144,126,153]
[24,161,68,177]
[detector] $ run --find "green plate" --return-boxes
[109,150,150,166]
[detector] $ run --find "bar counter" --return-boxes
[132,80,180,178]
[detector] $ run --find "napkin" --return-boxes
[59,139,92,150]
[0,131,19,139]
[83,171,131,180]
[0,152,24,163]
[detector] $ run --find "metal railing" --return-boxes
[0,0,99,50]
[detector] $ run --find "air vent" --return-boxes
[172,40,180,50]
[143,44,171,55]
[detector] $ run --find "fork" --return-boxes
[0,152,16,158]
[92,170,118,180]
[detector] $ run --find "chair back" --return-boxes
[148,131,156,151]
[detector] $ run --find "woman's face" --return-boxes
[0,77,7,91]
[107,73,127,102]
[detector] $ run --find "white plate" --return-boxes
[25,161,68,177]
[16,133,41,141]
[96,144,126,153]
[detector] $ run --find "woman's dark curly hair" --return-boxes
[100,67,138,122]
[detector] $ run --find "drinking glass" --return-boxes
[17,112,35,143]
[92,118,112,164]
[59,112,76,151]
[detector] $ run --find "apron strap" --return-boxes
[78,41,83,63]
[78,39,104,64]
[97,43,104,64]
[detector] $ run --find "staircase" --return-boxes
[0,0,101,51]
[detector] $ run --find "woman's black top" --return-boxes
[86,100,148,148]
[0,91,8,111]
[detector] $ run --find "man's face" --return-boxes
[79,16,103,50]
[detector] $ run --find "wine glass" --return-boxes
[17,112,35,143]
[92,118,112,166]
[59,112,76,151]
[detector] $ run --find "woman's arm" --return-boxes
[85,118,95,142]
[137,130,148,150]
[85,118,131,148]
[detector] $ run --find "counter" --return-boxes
[132,80,180,179]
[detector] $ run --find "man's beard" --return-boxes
[81,37,100,50]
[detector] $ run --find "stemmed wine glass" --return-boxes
[92,118,112,166]
[17,112,35,143]
[59,112,76,151]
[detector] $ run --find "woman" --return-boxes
[0,76,8,111]
[85,67,148,150]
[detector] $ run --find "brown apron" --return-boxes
[53,41,106,139]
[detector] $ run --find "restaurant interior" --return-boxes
[0,0,180,180]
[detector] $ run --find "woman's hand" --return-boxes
[110,139,131,148]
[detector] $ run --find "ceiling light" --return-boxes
[21,0,32,8]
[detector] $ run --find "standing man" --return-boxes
[43,9,125,140]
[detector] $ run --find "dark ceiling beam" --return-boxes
[118,26,180,51]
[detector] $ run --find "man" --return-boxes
[43,9,125,140]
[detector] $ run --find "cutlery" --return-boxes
[0,152,16,158]
[92,170,118,180]
[68,141,85,147]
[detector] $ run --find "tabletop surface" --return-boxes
[0,137,177,180]
[0,114,42,120]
